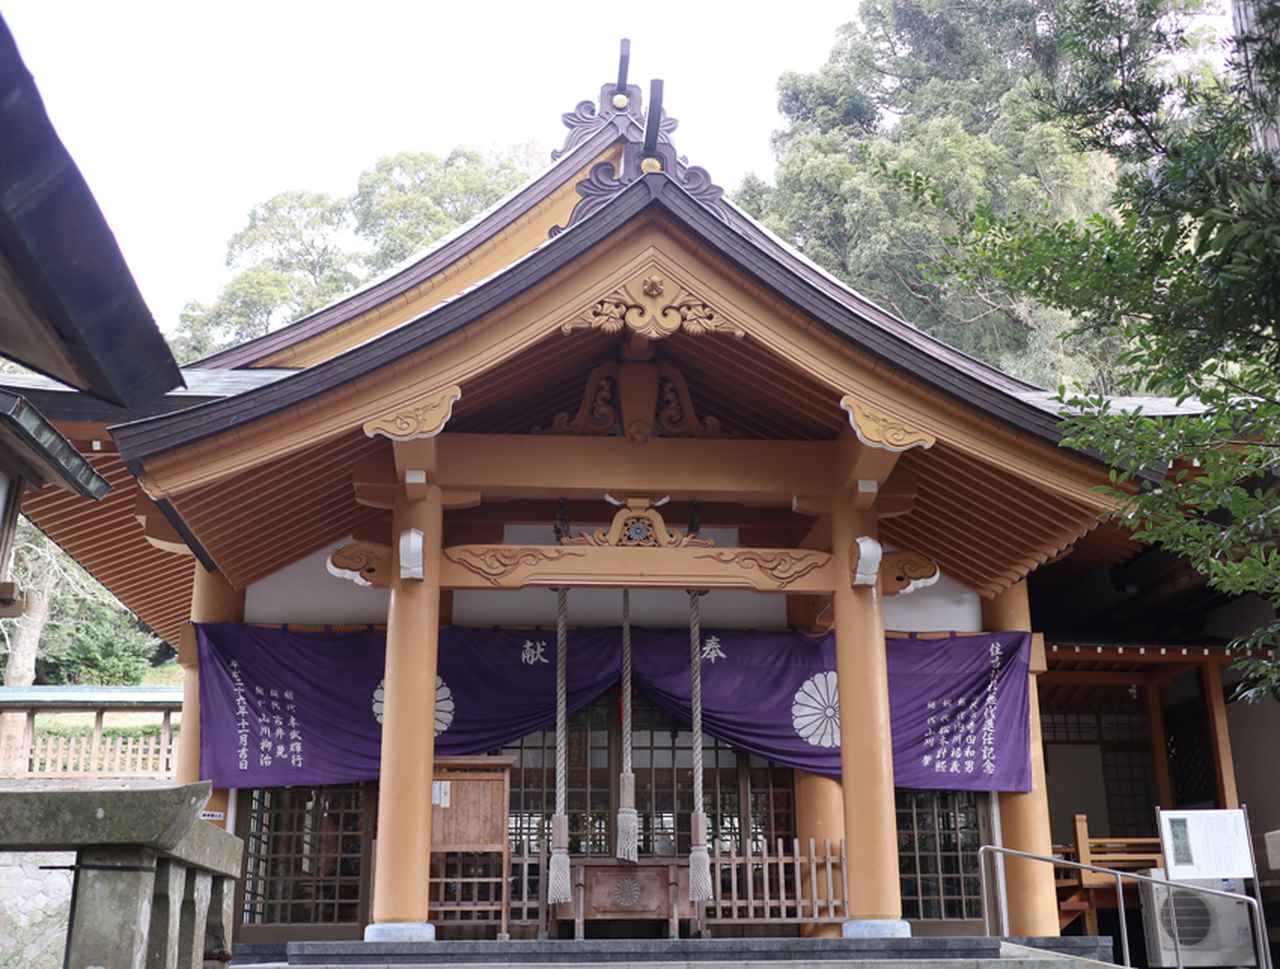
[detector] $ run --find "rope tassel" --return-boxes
[687,590,713,902]
[547,588,573,906]
[616,590,639,863]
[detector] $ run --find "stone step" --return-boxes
[242,935,1116,969]
[256,961,1083,969]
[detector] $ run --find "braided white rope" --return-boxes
[616,589,638,862]
[687,589,713,902]
[547,587,573,904]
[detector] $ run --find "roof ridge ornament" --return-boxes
[552,39,654,161]
[550,62,727,237]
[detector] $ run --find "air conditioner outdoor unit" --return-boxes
[1138,868,1256,967]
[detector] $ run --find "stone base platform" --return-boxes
[230,935,1116,967]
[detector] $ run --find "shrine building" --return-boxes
[3,46,1271,956]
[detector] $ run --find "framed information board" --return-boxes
[1158,808,1255,880]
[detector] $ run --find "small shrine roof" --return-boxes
[0,16,181,409]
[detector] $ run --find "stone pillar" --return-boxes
[63,845,158,969]
[794,768,845,938]
[831,497,906,937]
[175,564,244,787]
[983,579,1058,937]
[367,484,444,941]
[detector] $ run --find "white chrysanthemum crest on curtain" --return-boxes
[372,675,454,736]
[792,670,840,748]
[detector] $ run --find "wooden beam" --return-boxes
[1146,683,1174,808]
[1046,644,1245,665]
[1039,670,1158,687]
[444,499,813,531]
[432,434,838,503]
[1202,662,1240,808]
[440,543,836,592]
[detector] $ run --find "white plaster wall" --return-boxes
[244,539,390,625]
[244,525,984,633]
[882,569,983,633]
[1045,744,1112,842]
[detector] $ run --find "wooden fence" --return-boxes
[706,837,849,925]
[25,723,175,777]
[0,687,181,778]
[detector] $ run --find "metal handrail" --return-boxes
[978,844,1271,969]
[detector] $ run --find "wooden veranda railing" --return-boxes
[0,685,181,778]
[1055,813,1164,932]
[706,837,849,926]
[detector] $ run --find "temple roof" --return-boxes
[0,47,1171,645]
[110,174,1072,466]
[0,16,181,409]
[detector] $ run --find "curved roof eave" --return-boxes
[194,125,626,370]
[112,172,1076,469]
[0,16,183,408]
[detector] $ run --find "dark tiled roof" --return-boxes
[193,80,673,371]
[0,367,295,423]
[111,174,1080,465]
[0,15,182,408]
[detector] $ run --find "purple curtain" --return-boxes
[198,623,1031,793]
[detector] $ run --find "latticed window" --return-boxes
[502,696,612,856]
[500,691,794,858]
[239,784,371,927]
[896,788,985,920]
[1042,690,1162,837]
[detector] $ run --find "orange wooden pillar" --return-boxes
[983,579,1058,937]
[831,496,907,937]
[176,562,245,826]
[367,483,444,941]
[795,769,845,937]
[1202,662,1240,808]
[1146,683,1175,808]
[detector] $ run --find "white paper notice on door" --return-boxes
[1159,809,1255,880]
[431,780,451,808]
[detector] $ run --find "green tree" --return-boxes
[741,0,1122,389]
[35,598,160,686]
[353,148,530,274]
[172,190,358,362]
[1,518,157,687]
[899,0,1280,693]
[172,147,536,363]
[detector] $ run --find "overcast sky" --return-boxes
[4,2,854,335]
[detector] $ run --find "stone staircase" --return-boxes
[233,935,1119,968]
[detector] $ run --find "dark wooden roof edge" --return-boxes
[0,16,183,408]
[111,174,1080,469]
[717,198,1043,396]
[3,386,224,426]
[120,455,218,573]
[0,390,109,499]
[0,367,295,425]
[194,125,626,370]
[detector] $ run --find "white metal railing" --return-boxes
[978,844,1272,969]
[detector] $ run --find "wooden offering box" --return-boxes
[428,756,515,937]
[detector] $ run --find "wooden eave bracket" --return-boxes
[879,550,941,596]
[132,487,193,557]
[363,385,462,442]
[327,541,391,588]
[840,394,936,453]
